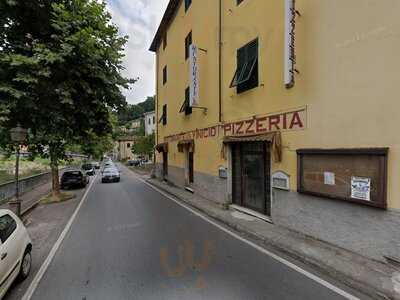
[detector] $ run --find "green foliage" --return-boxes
[132,133,155,157]
[117,96,155,126]
[0,0,134,153]
[0,0,135,192]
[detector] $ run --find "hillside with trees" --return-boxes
[117,96,155,126]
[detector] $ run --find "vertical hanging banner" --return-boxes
[189,44,199,107]
[284,0,296,89]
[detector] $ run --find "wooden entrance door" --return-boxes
[232,142,271,216]
[162,152,168,179]
[188,152,194,184]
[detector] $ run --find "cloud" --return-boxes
[106,0,169,104]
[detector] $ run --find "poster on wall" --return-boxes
[324,172,335,185]
[351,177,371,201]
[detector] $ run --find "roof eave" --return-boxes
[149,0,181,52]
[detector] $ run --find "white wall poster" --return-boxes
[324,172,335,185]
[351,177,371,201]
[189,44,199,107]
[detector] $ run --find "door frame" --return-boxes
[184,148,194,187]
[230,142,272,216]
[162,151,168,180]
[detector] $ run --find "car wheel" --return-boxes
[18,249,32,281]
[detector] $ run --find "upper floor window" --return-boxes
[127,143,131,148]
[179,87,192,115]
[163,33,167,50]
[185,31,192,60]
[237,0,244,5]
[153,116,155,124]
[185,0,192,12]
[159,104,167,125]
[230,38,259,94]
[163,66,167,85]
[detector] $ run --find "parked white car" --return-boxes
[0,210,32,299]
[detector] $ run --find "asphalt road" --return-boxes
[30,166,364,300]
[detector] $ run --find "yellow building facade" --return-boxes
[150,0,400,261]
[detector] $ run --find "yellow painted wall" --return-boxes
[155,0,221,175]
[155,0,400,209]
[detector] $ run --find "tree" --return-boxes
[0,0,134,197]
[116,96,155,125]
[132,133,155,158]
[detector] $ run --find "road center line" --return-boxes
[133,173,360,300]
[22,173,98,300]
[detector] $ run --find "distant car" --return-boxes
[0,210,32,299]
[82,163,95,176]
[60,170,89,189]
[93,162,100,169]
[103,161,115,169]
[101,168,120,183]
[127,159,140,167]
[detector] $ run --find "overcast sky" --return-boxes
[107,0,169,104]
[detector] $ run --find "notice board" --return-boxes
[297,148,388,209]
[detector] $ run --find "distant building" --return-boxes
[115,136,137,161]
[144,111,156,136]
[131,119,142,131]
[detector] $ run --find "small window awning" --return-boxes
[155,142,168,153]
[178,139,195,153]
[221,132,282,162]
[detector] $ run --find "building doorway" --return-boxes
[188,152,194,184]
[162,151,168,180]
[184,150,194,188]
[232,142,271,216]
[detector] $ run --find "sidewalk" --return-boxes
[144,176,400,300]
[0,181,52,215]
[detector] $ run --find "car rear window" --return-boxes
[0,214,17,243]
[63,171,82,178]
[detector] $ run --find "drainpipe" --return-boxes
[218,0,223,123]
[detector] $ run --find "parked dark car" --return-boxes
[127,159,140,167]
[60,170,89,189]
[82,163,96,176]
[101,168,120,183]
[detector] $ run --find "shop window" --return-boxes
[159,104,167,125]
[179,87,192,115]
[297,148,388,209]
[230,38,259,94]
[185,31,192,60]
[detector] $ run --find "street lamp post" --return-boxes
[10,124,28,217]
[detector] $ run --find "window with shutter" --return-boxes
[230,39,259,93]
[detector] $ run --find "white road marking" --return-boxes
[132,173,360,300]
[21,174,98,300]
